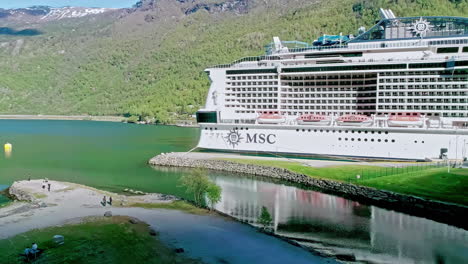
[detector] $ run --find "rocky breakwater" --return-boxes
[150,152,468,230]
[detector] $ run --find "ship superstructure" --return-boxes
[196,9,468,160]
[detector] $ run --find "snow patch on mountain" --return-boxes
[40,7,114,21]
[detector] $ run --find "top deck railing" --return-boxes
[209,37,468,69]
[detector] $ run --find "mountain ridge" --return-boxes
[0,0,466,123]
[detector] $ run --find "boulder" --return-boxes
[336,253,356,261]
[104,211,112,217]
[53,235,64,245]
[129,218,139,224]
[149,228,158,236]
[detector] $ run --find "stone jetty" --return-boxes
[150,152,468,229]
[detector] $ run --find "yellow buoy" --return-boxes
[4,143,12,158]
[4,143,12,152]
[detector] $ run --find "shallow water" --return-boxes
[0,120,466,263]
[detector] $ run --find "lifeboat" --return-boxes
[297,114,332,126]
[336,115,373,127]
[257,114,286,124]
[388,114,424,127]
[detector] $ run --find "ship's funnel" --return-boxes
[273,37,282,52]
[379,8,396,19]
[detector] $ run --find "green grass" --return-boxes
[0,216,202,264]
[129,200,208,215]
[222,158,468,206]
[359,168,468,205]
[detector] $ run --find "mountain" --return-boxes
[0,0,466,123]
[0,6,116,24]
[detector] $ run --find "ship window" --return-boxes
[196,111,217,123]
[414,140,418,143]
[358,138,361,141]
[364,138,368,142]
[345,138,348,141]
[463,47,468,53]
[338,138,342,141]
[437,47,458,53]
[296,129,299,132]
[378,139,381,142]
[371,139,374,142]
[392,139,395,143]
[384,139,388,142]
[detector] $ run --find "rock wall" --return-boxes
[150,152,468,230]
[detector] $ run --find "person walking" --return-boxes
[47,183,51,192]
[108,196,112,206]
[42,181,46,190]
[102,196,106,206]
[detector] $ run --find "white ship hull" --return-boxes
[198,124,468,160]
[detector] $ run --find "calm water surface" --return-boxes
[0,120,467,263]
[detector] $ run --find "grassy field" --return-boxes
[0,216,202,264]
[222,159,468,206]
[128,200,208,215]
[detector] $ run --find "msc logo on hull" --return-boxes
[225,129,276,148]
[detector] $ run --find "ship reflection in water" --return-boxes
[211,174,468,264]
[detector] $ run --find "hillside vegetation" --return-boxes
[0,0,466,123]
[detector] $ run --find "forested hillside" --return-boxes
[0,0,466,123]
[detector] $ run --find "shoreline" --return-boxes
[0,180,332,264]
[0,115,123,122]
[149,152,468,230]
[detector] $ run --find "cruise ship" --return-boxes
[196,9,468,161]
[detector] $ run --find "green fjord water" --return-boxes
[0,120,467,264]
[0,120,199,198]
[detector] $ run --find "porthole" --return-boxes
[414,140,417,143]
[332,130,335,133]
[338,130,342,133]
[364,139,368,142]
[210,128,213,130]
[385,131,388,134]
[326,130,329,133]
[371,131,375,134]
[345,138,348,141]
[422,141,425,143]
[351,130,355,133]
[302,129,305,132]
[358,138,361,141]
[351,138,355,141]
[358,131,361,134]
[378,139,381,142]
[246,128,249,130]
[308,129,311,132]
[240,127,243,130]
[338,138,342,141]
[296,129,299,132]
[371,139,374,142]
[345,130,349,133]
[320,129,323,132]
[314,129,317,132]
[391,139,395,143]
[205,127,208,130]
[378,131,381,134]
[384,139,388,142]
[365,131,368,134]
[215,128,218,130]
